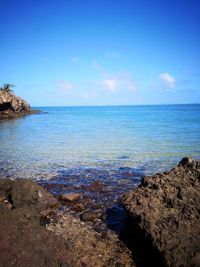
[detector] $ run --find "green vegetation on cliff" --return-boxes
[0,83,15,93]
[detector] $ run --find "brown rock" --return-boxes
[0,178,59,215]
[80,211,102,222]
[0,179,74,266]
[88,181,104,191]
[61,193,81,202]
[0,91,40,120]
[0,179,135,267]
[122,157,200,267]
[0,194,6,202]
[71,203,85,212]
[48,215,134,267]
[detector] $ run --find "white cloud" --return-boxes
[159,73,176,88]
[103,79,118,91]
[91,61,137,93]
[56,81,74,92]
[70,57,79,63]
[102,72,137,92]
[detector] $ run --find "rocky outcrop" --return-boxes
[0,91,39,119]
[122,157,200,267]
[0,179,134,267]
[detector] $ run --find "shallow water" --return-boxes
[0,104,200,181]
[1,104,199,229]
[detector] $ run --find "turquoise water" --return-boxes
[0,104,200,180]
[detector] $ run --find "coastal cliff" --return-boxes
[0,90,39,120]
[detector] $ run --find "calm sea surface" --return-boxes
[0,105,200,180]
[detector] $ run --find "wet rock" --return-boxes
[88,181,104,191]
[122,157,200,267]
[61,193,81,202]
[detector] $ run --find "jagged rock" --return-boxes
[122,157,200,267]
[0,91,39,119]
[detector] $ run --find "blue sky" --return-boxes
[0,0,199,106]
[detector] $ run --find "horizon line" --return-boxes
[31,103,200,108]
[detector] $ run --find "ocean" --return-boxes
[0,104,200,182]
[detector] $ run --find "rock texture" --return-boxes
[122,157,200,267]
[0,91,38,119]
[48,214,134,267]
[0,179,73,267]
[0,178,134,267]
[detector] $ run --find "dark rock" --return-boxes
[0,193,6,202]
[0,91,40,120]
[0,178,58,212]
[0,179,74,266]
[121,157,200,267]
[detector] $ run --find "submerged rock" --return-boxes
[0,91,39,120]
[122,157,200,267]
[87,181,104,191]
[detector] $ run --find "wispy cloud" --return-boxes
[79,91,97,99]
[54,63,137,100]
[102,79,117,91]
[91,60,106,74]
[55,80,97,99]
[55,81,74,93]
[159,72,176,88]
[102,74,136,92]
[91,61,137,92]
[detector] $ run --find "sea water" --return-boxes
[0,104,200,180]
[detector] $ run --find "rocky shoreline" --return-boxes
[0,90,40,120]
[0,157,199,267]
[0,179,133,267]
[121,157,200,267]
